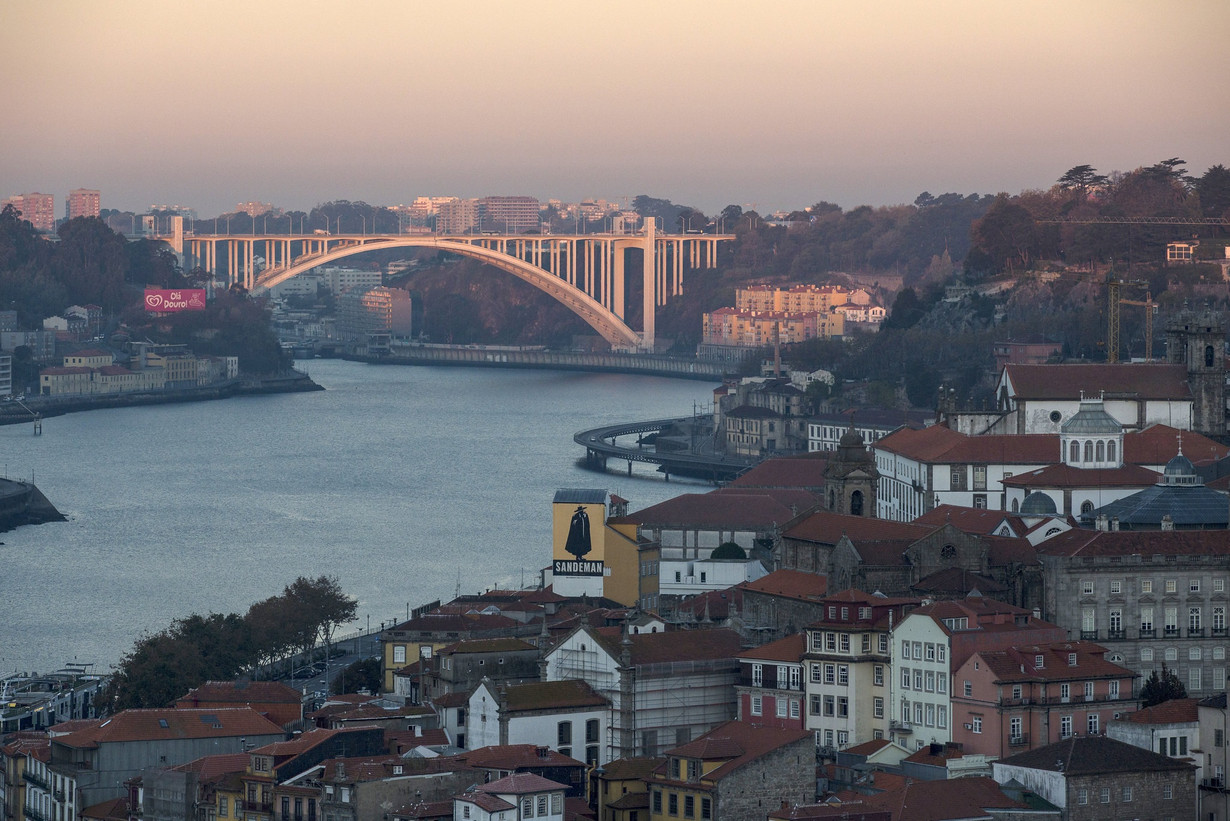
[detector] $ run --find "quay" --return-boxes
[0,477,65,531]
[574,417,757,482]
[345,344,729,381]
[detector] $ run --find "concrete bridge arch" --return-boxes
[253,236,645,350]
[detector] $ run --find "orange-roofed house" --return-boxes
[646,720,814,821]
[544,625,742,760]
[176,680,304,730]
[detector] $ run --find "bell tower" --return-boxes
[824,419,880,517]
[1165,309,1227,439]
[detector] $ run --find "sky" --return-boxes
[2,0,1228,219]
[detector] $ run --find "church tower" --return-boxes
[824,420,880,517]
[1165,309,1227,439]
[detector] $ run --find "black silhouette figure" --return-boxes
[564,505,592,558]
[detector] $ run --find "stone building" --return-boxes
[823,425,879,517]
[993,735,1196,821]
[1036,529,1230,697]
[1165,308,1227,440]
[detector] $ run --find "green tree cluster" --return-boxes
[103,575,357,712]
[1139,662,1188,708]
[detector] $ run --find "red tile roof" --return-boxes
[53,708,283,748]
[438,638,538,655]
[740,569,827,601]
[660,721,812,783]
[855,775,1029,821]
[179,680,302,704]
[460,744,584,770]
[737,633,805,663]
[970,641,1135,683]
[1036,528,1230,557]
[1126,424,1230,464]
[784,511,931,544]
[614,491,812,529]
[1004,363,1191,400]
[590,626,742,666]
[1003,463,1161,488]
[480,771,569,794]
[1121,697,1199,724]
[170,752,249,780]
[727,453,828,489]
[499,680,610,713]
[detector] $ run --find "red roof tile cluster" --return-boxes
[460,744,584,770]
[852,775,1029,821]
[615,490,814,529]
[737,633,805,664]
[480,771,568,795]
[179,680,302,705]
[727,453,828,490]
[970,640,1135,684]
[498,679,610,713]
[590,626,742,666]
[784,511,930,545]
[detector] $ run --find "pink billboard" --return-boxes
[144,289,206,313]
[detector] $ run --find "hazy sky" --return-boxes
[3,0,1227,218]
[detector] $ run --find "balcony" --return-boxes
[1008,734,1030,747]
[1079,630,1098,640]
[1213,628,1227,637]
[1139,628,1155,638]
[22,771,50,792]
[889,720,913,734]
[1202,777,1227,791]
[1106,629,1125,640]
[1189,628,1205,638]
[1165,626,1180,636]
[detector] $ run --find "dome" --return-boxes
[1020,491,1058,516]
[839,427,864,449]
[1060,399,1122,436]
[1164,452,1195,477]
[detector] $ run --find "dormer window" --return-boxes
[1035,655,1044,668]
[1068,653,1077,666]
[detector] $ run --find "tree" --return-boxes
[1056,164,1108,193]
[330,657,382,696]
[1195,164,1230,219]
[1139,662,1187,708]
[283,575,358,658]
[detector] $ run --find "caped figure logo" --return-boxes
[564,505,592,559]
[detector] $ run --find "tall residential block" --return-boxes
[66,188,101,220]
[2,193,55,232]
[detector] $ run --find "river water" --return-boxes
[0,359,716,675]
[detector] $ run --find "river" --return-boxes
[0,359,717,675]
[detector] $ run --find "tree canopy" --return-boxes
[1139,662,1188,708]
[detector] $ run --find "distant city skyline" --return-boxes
[2,0,1227,219]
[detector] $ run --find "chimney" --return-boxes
[1110,516,1120,532]
[335,761,345,779]
[1096,514,1108,532]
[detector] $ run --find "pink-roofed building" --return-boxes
[951,640,1139,757]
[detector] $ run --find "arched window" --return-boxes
[1084,440,1094,461]
[1070,440,1080,462]
[1081,500,1094,515]
[829,489,836,510]
[1096,441,1105,461]
[850,490,864,517]
[1107,440,1116,462]
[1011,498,1019,513]
[1207,345,1216,368]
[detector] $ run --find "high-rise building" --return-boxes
[437,198,478,234]
[66,189,101,220]
[478,195,541,233]
[2,193,55,232]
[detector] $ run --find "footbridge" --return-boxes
[158,219,732,351]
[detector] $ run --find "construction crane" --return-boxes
[1106,278,1155,363]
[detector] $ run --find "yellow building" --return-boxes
[596,757,663,821]
[701,307,844,346]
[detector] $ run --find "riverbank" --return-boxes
[0,370,322,427]
[345,345,729,381]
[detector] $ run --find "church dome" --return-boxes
[1164,452,1195,477]
[1061,398,1122,436]
[1020,491,1058,516]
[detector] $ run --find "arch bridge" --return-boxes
[165,221,732,351]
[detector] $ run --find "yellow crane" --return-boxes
[1106,278,1156,362]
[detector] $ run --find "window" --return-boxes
[937,706,947,728]
[1191,607,1203,633]
[963,680,972,697]
[587,718,599,743]
[1165,606,1178,634]
[776,698,787,718]
[1085,681,1094,700]
[551,794,562,814]
[1166,579,1177,593]
[1082,607,1096,634]
[1192,579,1201,593]
[839,633,850,653]
[393,645,406,664]
[1123,786,1132,801]
[653,791,662,813]
[684,795,694,818]
[809,696,822,715]
[926,643,937,661]
[823,695,835,716]
[1110,580,1121,594]
[925,671,935,692]
[971,715,982,733]
[701,798,711,819]
[219,797,228,818]
[973,494,987,509]
[937,645,945,662]
[810,663,822,683]
[1012,685,1022,700]
[1191,647,1203,661]
[879,634,889,653]
[1109,609,1122,633]
[1035,654,1044,668]
[1060,683,1070,702]
[790,700,800,719]
[874,665,884,686]
[1010,716,1022,739]
[751,663,763,687]
[1166,647,1178,661]
[825,632,836,651]
[1142,607,1154,632]
[1142,648,1154,661]
[914,669,923,690]
[1215,606,1226,632]
[668,793,678,815]
[558,721,572,746]
[1217,579,1226,593]
[1077,789,1088,805]
[937,674,947,694]
[874,697,884,718]
[1109,680,1119,698]
[838,697,849,717]
[825,664,836,685]
[1164,784,1173,799]
[1142,579,1153,594]
[913,641,923,660]
[1100,787,1110,803]
[750,696,762,716]
[789,666,801,689]
[1088,713,1099,734]
[838,665,849,685]
[1061,715,1072,737]
[973,465,987,490]
[1070,653,1078,667]
[1191,668,1202,691]
[902,667,911,689]
[925,704,935,726]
